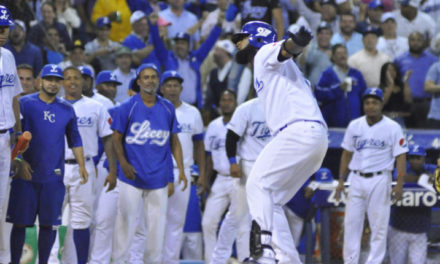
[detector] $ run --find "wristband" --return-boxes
[228,157,237,165]
[14,157,22,162]
[14,131,22,137]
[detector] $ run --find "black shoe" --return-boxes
[242,257,260,264]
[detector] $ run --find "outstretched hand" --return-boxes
[289,26,313,47]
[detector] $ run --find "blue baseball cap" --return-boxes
[136,63,159,77]
[315,168,334,183]
[173,32,190,42]
[41,64,64,79]
[96,71,122,85]
[408,144,426,156]
[0,6,13,26]
[369,0,384,9]
[160,70,184,86]
[129,77,140,93]
[363,87,383,101]
[96,16,111,29]
[78,66,94,79]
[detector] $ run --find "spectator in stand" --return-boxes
[377,12,409,60]
[112,47,137,103]
[379,62,412,127]
[203,39,251,121]
[5,20,43,77]
[318,0,340,33]
[421,0,440,35]
[331,13,364,56]
[2,0,35,29]
[91,0,132,42]
[95,70,121,104]
[226,0,284,41]
[424,60,440,128]
[122,11,160,67]
[392,0,436,40]
[356,0,384,35]
[17,64,38,95]
[149,12,223,108]
[201,0,240,41]
[41,26,69,65]
[85,17,121,71]
[159,0,201,46]
[395,31,438,128]
[315,44,367,127]
[349,26,390,88]
[388,144,436,264]
[298,21,333,87]
[54,0,81,38]
[28,1,71,49]
[73,0,96,35]
[58,39,94,74]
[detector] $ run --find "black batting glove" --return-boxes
[289,26,313,47]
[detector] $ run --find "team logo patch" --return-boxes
[108,117,112,125]
[399,138,405,146]
[126,120,170,146]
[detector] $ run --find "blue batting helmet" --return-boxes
[232,21,277,49]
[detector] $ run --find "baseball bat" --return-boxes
[11,131,32,160]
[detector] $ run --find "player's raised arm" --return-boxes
[280,26,313,61]
[171,133,187,192]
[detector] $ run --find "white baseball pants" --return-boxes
[0,177,11,264]
[201,174,236,264]
[162,168,191,264]
[89,159,119,264]
[388,226,427,264]
[246,121,328,264]
[112,180,168,264]
[49,158,97,263]
[343,172,391,264]
[181,232,203,260]
[210,160,253,263]
[0,132,11,217]
[284,208,304,247]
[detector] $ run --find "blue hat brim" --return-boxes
[42,73,64,80]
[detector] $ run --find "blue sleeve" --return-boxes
[226,3,238,21]
[314,70,344,103]
[194,26,222,62]
[110,104,129,134]
[66,109,82,148]
[192,133,204,141]
[150,22,170,68]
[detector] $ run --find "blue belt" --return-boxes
[278,119,324,134]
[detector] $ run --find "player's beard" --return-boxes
[235,45,258,65]
[41,84,58,97]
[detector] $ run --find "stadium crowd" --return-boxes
[0,0,440,263]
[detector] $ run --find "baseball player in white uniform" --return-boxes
[202,90,237,264]
[209,97,272,263]
[159,70,205,264]
[335,88,407,264]
[232,22,328,264]
[0,7,22,264]
[57,66,116,264]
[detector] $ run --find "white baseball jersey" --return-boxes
[92,92,115,110]
[0,47,22,129]
[226,98,272,161]
[64,96,113,159]
[173,102,204,169]
[205,117,231,176]
[341,116,408,172]
[253,41,326,134]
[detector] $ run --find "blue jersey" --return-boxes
[390,163,437,233]
[285,180,313,219]
[19,93,82,182]
[111,94,180,189]
[183,184,202,232]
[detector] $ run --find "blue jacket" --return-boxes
[150,23,222,108]
[315,66,367,127]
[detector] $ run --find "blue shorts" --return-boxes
[6,179,65,226]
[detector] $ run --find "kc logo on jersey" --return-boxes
[43,111,55,123]
[353,136,386,151]
[126,120,170,146]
